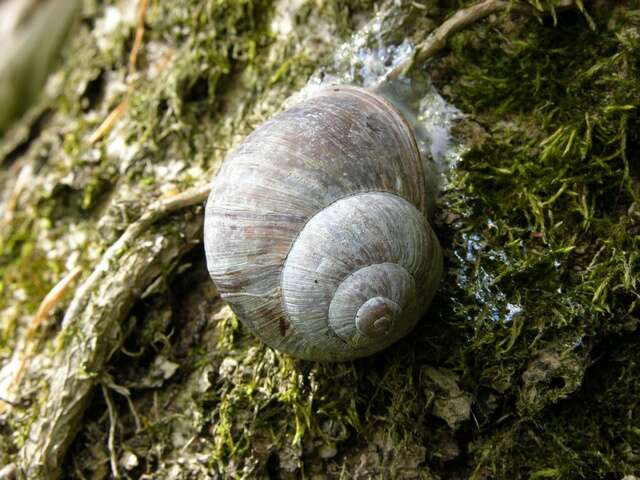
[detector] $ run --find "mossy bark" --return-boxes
[0,1,638,479]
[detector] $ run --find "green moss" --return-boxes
[468,334,640,479]
[0,217,62,331]
[423,3,640,477]
[125,0,277,153]
[66,2,638,478]
[2,1,639,478]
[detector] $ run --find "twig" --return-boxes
[125,393,143,433]
[102,373,143,432]
[0,463,17,480]
[102,384,120,479]
[62,183,211,327]
[378,0,579,85]
[0,396,20,407]
[19,182,210,478]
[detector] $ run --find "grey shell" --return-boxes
[204,86,443,361]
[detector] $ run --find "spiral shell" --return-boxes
[204,86,443,361]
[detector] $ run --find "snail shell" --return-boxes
[204,86,443,361]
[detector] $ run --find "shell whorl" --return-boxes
[281,192,441,357]
[204,86,443,361]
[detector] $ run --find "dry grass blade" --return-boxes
[379,0,580,84]
[128,0,149,76]
[89,0,149,144]
[26,267,82,342]
[88,98,128,144]
[0,164,33,227]
[0,267,82,412]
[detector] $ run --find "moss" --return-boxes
[124,0,278,157]
[55,2,640,478]
[2,0,640,478]
[0,218,64,352]
[468,333,640,479]
[424,2,640,477]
